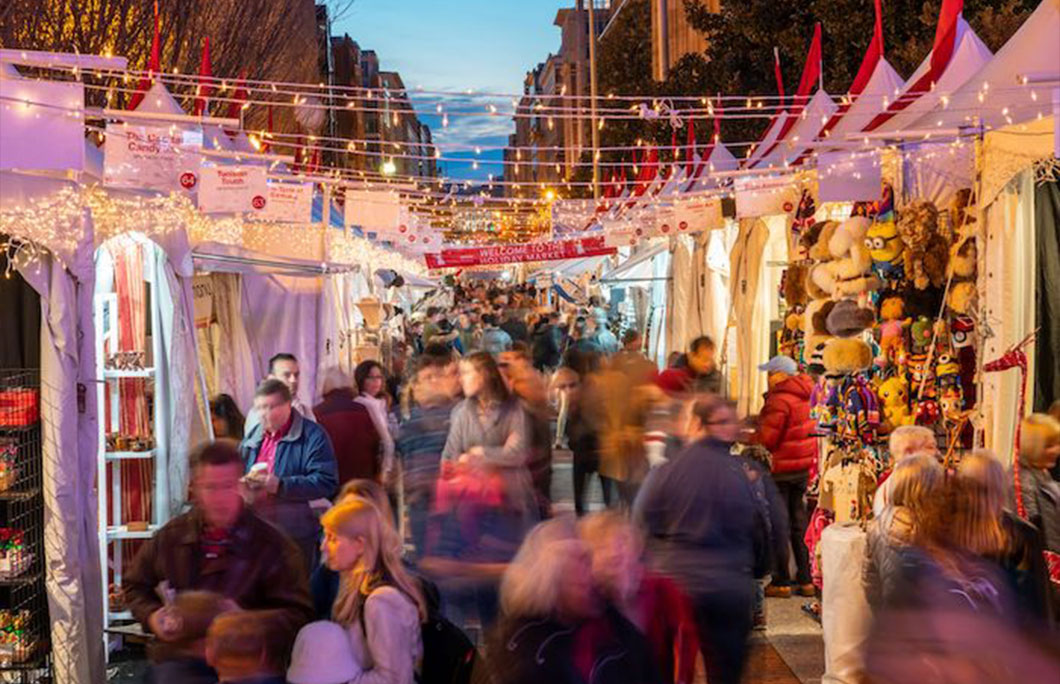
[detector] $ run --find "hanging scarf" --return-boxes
[356,394,395,477]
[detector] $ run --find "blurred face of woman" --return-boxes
[321,525,365,572]
[556,544,598,620]
[589,529,642,602]
[362,366,386,398]
[460,361,485,399]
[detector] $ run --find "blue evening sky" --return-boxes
[333,0,571,182]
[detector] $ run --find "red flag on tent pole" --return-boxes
[226,70,248,120]
[685,118,696,177]
[863,0,963,131]
[128,1,160,110]
[816,0,884,141]
[753,24,823,165]
[193,37,212,117]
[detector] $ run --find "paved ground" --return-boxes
[108,451,825,683]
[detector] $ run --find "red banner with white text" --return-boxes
[424,236,616,269]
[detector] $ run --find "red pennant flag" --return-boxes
[864,0,963,131]
[128,1,161,110]
[193,37,212,117]
[226,70,248,121]
[753,24,823,165]
[817,0,884,141]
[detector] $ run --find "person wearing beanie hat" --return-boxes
[754,355,817,599]
[287,621,363,684]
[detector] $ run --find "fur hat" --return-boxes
[822,338,873,375]
[826,299,875,337]
[805,334,832,375]
[808,221,840,262]
[828,217,873,259]
[805,299,836,337]
[807,263,836,299]
[783,264,810,307]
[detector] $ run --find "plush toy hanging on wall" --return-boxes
[895,201,950,290]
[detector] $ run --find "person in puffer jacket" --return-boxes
[754,355,818,598]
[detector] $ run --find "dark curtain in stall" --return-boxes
[1034,181,1060,412]
[0,235,41,369]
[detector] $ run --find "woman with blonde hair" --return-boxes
[863,454,944,609]
[319,498,426,684]
[959,450,1052,624]
[487,517,662,684]
[1012,413,1060,619]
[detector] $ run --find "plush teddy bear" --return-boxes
[822,337,873,376]
[876,296,911,364]
[807,263,836,299]
[909,316,934,355]
[947,236,977,280]
[947,281,978,316]
[896,201,949,289]
[876,374,913,432]
[826,217,882,297]
[807,220,840,262]
[779,308,804,358]
[804,334,833,376]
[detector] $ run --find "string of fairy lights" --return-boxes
[2,50,1052,247]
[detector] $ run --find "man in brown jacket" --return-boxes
[123,440,313,683]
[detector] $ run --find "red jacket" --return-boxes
[313,389,381,485]
[636,573,699,684]
[756,374,817,474]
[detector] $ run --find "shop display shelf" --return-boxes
[0,488,40,502]
[0,571,41,588]
[105,524,159,540]
[104,449,156,461]
[0,424,38,434]
[102,368,155,379]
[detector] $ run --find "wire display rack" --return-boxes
[0,369,50,682]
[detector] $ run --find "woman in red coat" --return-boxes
[754,355,818,598]
[580,511,699,684]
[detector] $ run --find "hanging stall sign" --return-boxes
[818,150,883,202]
[198,164,268,214]
[734,176,800,218]
[551,199,604,239]
[103,122,202,191]
[424,235,616,269]
[0,78,85,172]
[674,196,725,233]
[252,180,314,223]
[345,189,403,233]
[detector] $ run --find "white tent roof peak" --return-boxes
[745,112,792,167]
[132,80,185,117]
[756,89,838,168]
[829,58,905,139]
[908,0,1060,132]
[873,16,992,133]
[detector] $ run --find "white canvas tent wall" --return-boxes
[0,169,106,684]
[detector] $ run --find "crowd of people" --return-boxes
[123,281,1060,684]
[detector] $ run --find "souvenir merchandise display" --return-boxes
[0,610,36,665]
[0,528,28,578]
[776,185,983,532]
[0,440,16,493]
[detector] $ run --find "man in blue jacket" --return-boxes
[241,378,337,570]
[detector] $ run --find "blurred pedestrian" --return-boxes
[580,512,699,684]
[958,450,1053,625]
[245,353,315,434]
[656,337,721,395]
[754,355,817,598]
[354,360,398,487]
[1011,413,1060,614]
[531,311,564,371]
[873,425,940,516]
[480,314,512,355]
[320,498,428,684]
[210,394,245,441]
[486,517,663,684]
[241,379,338,568]
[206,610,290,684]
[634,396,758,684]
[500,345,553,518]
[552,367,612,515]
[398,353,459,556]
[499,308,529,344]
[314,367,384,487]
[863,455,944,610]
[124,441,313,684]
[592,310,620,355]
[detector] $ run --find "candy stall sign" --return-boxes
[198,165,268,214]
[424,235,615,269]
[251,180,314,223]
[104,122,202,192]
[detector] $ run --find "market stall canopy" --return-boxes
[826,59,905,141]
[754,90,838,168]
[865,16,992,134]
[745,112,793,168]
[683,143,739,193]
[602,241,668,283]
[906,0,1060,132]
